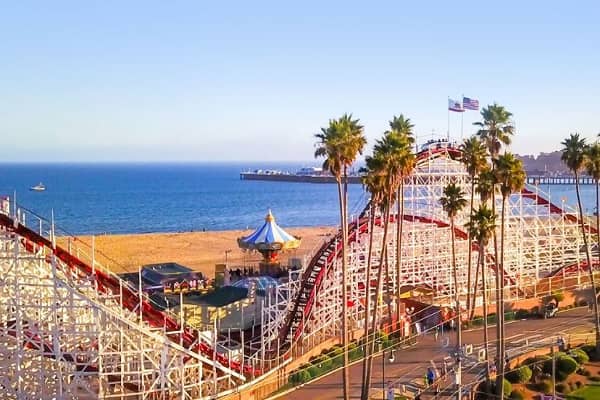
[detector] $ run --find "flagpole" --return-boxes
[447,97,450,141]
[461,94,464,140]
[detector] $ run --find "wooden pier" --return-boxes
[526,175,596,185]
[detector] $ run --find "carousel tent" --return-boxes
[238,210,301,253]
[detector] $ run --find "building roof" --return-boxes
[238,210,301,251]
[141,262,203,286]
[184,286,249,307]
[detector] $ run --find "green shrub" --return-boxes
[329,347,345,366]
[578,367,592,377]
[508,389,524,400]
[515,309,529,319]
[524,354,552,378]
[307,364,321,378]
[556,355,578,380]
[487,313,497,323]
[536,379,553,393]
[555,382,570,394]
[506,365,533,383]
[501,379,513,397]
[580,344,595,355]
[289,364,313,385]
[348,342,362,361]
[570,349,590,364]
[312,354,332,370]
[482,378,512,397]
[505,311,516,321]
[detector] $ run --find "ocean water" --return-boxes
[0,163,367,235]
[0,163,597,235]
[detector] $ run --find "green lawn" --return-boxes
[567,384,600,399]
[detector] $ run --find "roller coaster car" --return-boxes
[543,303,558,319]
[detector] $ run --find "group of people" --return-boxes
[223,266,257,285]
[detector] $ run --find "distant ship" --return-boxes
[29,183,46,192]
[240,167,362,184]
[241,139,459,184]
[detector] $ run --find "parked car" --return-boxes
[543,303,558,319]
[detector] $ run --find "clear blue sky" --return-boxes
[1,1,599,162]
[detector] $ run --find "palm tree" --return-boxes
[361,132,400,400]
[468,167,496,320]
[440,183,467,398]
[493,153,526,398]
[474,103,514,393]
[562,133,600,355]
[459,136,488,320]
[474,103,514,161]
[315,114,367,400]
[586,142,600,285]
[359,161,385,399]
[387,115,416,331]
[466,205,497,377]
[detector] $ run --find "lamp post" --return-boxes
[377,339,396,400]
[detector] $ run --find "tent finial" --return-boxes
[265,209,274,222]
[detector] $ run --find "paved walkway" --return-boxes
[281,308,594,400]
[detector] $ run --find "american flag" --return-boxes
[462,97,479,110]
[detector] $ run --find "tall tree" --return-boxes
[562,133,600,355]
[493,153,526,398]
[585,141,600,283]
[387,115,416,331]
[459,137,488,320]
[466,205,497,378]
[359,160,385,399]
[440,183,467,399]
[315,114,367,400]
[361,131,401,400]
[474,103,514,161]
[474,103,515,390]
[468,167,495,321]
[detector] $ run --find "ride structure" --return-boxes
[0,146,598,399]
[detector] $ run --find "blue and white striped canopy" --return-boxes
[238,210,301,251]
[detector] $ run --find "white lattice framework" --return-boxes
[0,148,598,399]
[272,148,596,351]
[0,207,245,399]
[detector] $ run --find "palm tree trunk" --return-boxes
[466,179,475,319]
[364,204,391,399]
[451,217,462,399]
[470,249,481,321]
[596,181,600,312]
[481,247,491,378]
[491,191,503,387]
[575,171,600,355]
[496,197,507,398]
[360,204,376,399]
[337,175,350,400]
[385,245,393,328]
[396,182,405,331]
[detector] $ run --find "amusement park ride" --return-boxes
[0,145,598,399]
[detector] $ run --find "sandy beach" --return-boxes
[71,226,336,278]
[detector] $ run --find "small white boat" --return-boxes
[30,183,46,192]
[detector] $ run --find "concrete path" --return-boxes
[281,308,594,400]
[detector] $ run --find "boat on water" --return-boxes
[240,167,362,184]
[29,183,46,192]
[240,139,459,184]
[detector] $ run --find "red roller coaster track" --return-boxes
[0,213,257,377]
